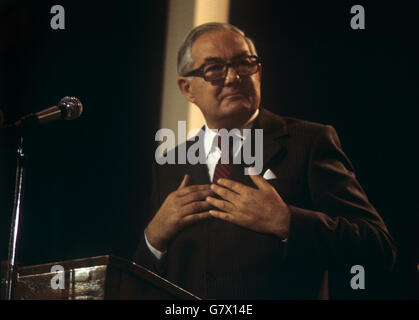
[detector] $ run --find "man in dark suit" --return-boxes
[133,22,396,299]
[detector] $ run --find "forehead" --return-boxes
[191,31,251,65]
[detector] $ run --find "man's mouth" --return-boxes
[222,93,246,100]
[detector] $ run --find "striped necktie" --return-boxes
[212,135,233,183]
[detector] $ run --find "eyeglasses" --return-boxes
[183,55,261,82]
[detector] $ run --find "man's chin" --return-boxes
[222,101,254,116]
[216,102,257,127]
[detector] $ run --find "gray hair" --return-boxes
[177,22,258,76]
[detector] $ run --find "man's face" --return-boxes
[180,31,261,129]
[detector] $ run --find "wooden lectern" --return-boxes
[1,255,199,300]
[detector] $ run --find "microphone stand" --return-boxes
[5,135,26,300]
[2,97,82,299]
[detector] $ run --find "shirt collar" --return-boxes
[203,108,260,158]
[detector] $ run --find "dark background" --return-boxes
[0,0,418,299]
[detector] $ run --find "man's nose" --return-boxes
[224,66,241,86]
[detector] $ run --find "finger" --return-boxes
[216,178,253,194]
[209,210,238,224]
[248,168,269,189]
[180,189,215,205]
[177,184,211,197]
[210,184,240,203]
[182,211,212,225]
[210,210,251,229]
[180,201,213,216]
[206,196,235,212]
[178,174,189,189]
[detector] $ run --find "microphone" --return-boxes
[4,96,83,129]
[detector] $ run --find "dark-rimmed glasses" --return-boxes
[183,55,261,82]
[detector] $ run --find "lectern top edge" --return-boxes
[13,254,200,300]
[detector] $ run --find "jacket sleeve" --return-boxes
[283,125,397,295]
[132,163,168,276]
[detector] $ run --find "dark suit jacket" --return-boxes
[133,108,396,299]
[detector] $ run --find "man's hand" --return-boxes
[145,174,214,252]
[206,171,291,240]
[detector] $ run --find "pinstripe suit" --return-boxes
[133,108,396,299]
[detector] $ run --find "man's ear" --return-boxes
[177,77,195,103]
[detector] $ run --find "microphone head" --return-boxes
[58,96,83,121]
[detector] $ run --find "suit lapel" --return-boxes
[262,132,288,170]
[188,162,211,185]
[234,108,288,183]
[254,108,289,170]
[184,135,211,185]
[225,108,289,187]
